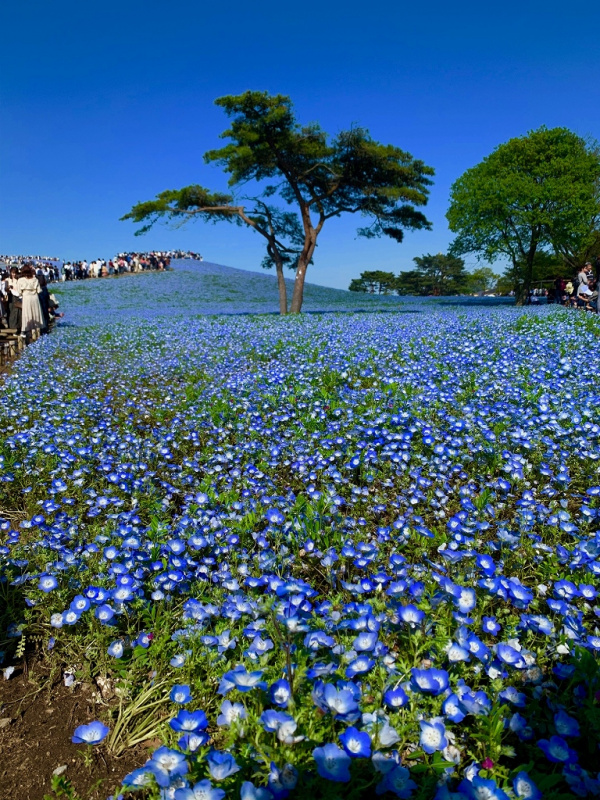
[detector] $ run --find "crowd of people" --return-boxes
[0,250,202,283]
[61,250,197,280]
[0,263,63,340]
[547,260,600,311]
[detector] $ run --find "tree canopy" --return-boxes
[446,126,600,303]
[122,91,434,313]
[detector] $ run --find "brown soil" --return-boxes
[0,663,148,800]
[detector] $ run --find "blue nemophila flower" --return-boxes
[95,604,115,623]
[216,699,247,727]
[375,764,418,798]
[38,574,58,592]
[313,681,360,722]
[482,616,501,635]
[170,709,208,733]
[512,771,541,800]
[397,604,424,627]
[353,631,379,651]
[419,718,448,754]
[339,726,371,758]
[206,749,240,780]
[148,746,188,787]
[383,686,409,710]
[178,732,209,752]
[553,709,580,738]
[265,508,285,525]
[72,720,109,745]
[443,693,465,724]
[313,743,352,782]
[270,678,292,707]
[107,640,124,658]
[410,668,449,696]
[458,775,510,800]
[219,666,266,694]
[170,684,193,704]
[174,779,225,800]
[537,735,577,763]
[122,767,157,789]
[240,781,272,800]
[345,655,375,678]
[268,761,298,796]
[304,630,335,650]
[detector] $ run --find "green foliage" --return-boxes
[396,252,468,295]
[348,270,396,294]
[465,266,500,294]
[447,126,600,303]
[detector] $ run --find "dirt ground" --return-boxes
[0,662,148,800]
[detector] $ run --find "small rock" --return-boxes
[95,675,115,701]
[53,765,68,777]
[0,718,12,729]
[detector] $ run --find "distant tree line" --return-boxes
[349,255,499,296]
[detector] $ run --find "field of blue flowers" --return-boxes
[1,261,599,800]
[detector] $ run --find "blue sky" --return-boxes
[1,0,599,289]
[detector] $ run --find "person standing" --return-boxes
[17,264,44,338]
[7,266,22,331]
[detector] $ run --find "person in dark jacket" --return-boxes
[37,274,51,333]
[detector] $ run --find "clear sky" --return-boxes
[2,0,599,288]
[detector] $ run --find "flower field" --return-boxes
[1,263,600,800]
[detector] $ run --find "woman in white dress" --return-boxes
[17,265,44,336]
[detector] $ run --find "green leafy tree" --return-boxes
[394,269,426,295]
[348,270,396,294]
[348,277,368,292]
[466,266,500,294]
[394,253,467,295]
[447,126,600,304]
[122,91,434,313]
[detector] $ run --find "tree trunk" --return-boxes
[289,256,308,313]
[274,256,288,314]
[514,253,536,306]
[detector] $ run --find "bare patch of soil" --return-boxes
[0,664,147,800]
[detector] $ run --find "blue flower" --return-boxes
[169,709,208,733]
[537,735,577,764]
[107,640,124,658]
[174,780,225,800]
[384,686,409,710]
[206,750,240,780]
[410,668,449,696]
[147,746,188,787]
[345,655,375,678]
[270,678,292,707]
[216,699,247,727]
[376,765,418,797]
[512,771,542,800]
[419,719,448,754]
[219,666,266,694]
[313,743,352,782]
[170,684,192,704]
[265,508,285,525]
[72,720,109,745]
[38,574,58,592]
[397,604,424,627]
[553,709,580,738]
[240,782,273,800]
[458,776,510,800]
[177,732,209,751]
[339,726,371,758]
